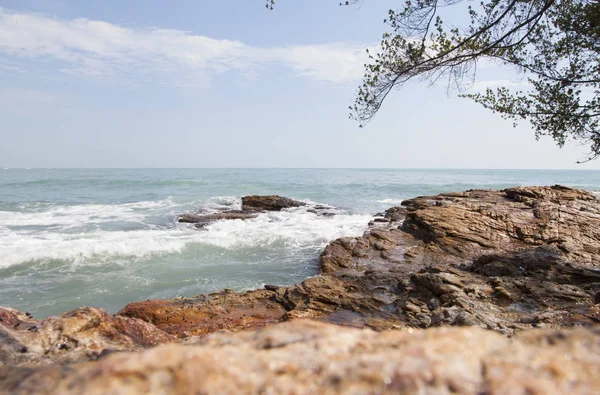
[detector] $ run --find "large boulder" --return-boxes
[241,195,306,211]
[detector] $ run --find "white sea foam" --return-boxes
[377,198,405,204]
[199,196,242,213]
[0,198,177,228]
[0,202,370,268]
[0,228,194,268]
[202,207,370,250]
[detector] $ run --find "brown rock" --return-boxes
[177,195,310,227]
[3,185,600,384]
[72,186,599,340]
[1,320,599,394]
[117,187,600,337]
[241,195,306,211]
[0,307,175,366]
[384,206,406,222]
[401,185,599,262]
[118,289,286,338]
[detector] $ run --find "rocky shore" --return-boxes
[1,186,600,393]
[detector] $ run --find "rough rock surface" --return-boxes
[122,186,600,339]
[116,289,286,339]
[241,195,306,211]
[2,185,600,373]
[1,320,600,394]
[0,307,174,366]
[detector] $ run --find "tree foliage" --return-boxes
[268,1,600,161]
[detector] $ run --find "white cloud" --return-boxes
[270,44,368,83]
[0,8,369,86]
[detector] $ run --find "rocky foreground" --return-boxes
[2,320,599,394]
[1,186,600,393]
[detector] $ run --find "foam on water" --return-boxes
[377,198,405,204]
[0,198,178,228]
[0,198,370,269]
[201,207,370,250]
[199,195,243,213]
[0,228,193,268]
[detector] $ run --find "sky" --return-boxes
[0,0,598,169]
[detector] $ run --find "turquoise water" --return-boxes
[1,168,599,318]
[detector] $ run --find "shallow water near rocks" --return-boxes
[1,168,600,318]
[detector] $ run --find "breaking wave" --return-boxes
[0,197,370,269]
[377,198,405,204]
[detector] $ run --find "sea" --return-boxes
[1,168,599,319]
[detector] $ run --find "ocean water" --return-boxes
[1,168,599,319]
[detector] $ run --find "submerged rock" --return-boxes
[1,320,599,394]
[241,195,306,211]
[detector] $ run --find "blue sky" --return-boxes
[0,0,598,169]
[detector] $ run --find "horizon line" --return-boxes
[2,167,600,171]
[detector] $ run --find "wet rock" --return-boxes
[118,289,286,339]
[241,195,306,211]
[264,284,281,291]
[178,195,310,227]
[307,208,337,217]
[384,206,406,222]
[178,211,258,226]
[369,207,406,229]
[177,195,312,229]
[372,218,390,223]
[1,321,599,394]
